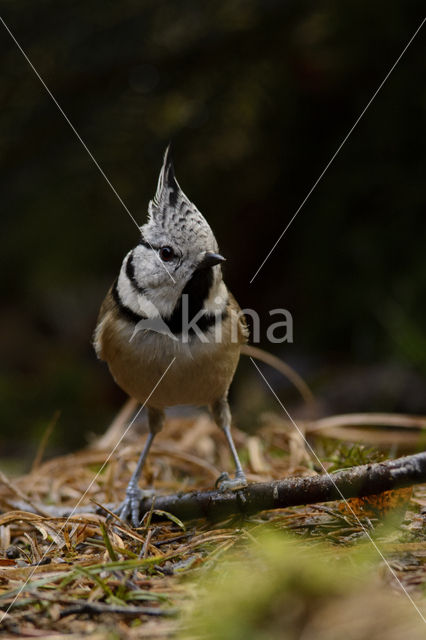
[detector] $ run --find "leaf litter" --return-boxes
[0,411,425,637]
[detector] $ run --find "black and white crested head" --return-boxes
[115,147,228,327]
[146,146,218,256]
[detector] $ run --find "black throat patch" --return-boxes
[165,267,226,336]
[114,260,227,338]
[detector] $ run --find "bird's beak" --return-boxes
[197,251,226,270]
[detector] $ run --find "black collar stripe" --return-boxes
[112,279,146,324]
[126,252,146,295]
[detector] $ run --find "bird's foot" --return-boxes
[114,485,155,528]
[215,471,247,492]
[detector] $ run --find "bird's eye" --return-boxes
[159,246,174,262]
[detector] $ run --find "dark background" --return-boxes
[1,1,426,465]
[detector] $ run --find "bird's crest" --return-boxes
[148,145,202,222]
[143,146,218,257]
[152,145,179,208]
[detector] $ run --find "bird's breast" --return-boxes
[96,312,242,408]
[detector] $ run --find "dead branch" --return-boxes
[59,602,177,618]
[5,452,425,523]
[130,451,426,522]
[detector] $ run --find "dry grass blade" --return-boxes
[241,345,315,406]
[309,413,426,430]
[306,412,426,446]
[0,473,50,518]
[31,410,61,472]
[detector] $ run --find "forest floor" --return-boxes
[0,413,425,638]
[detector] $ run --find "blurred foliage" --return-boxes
[183,530,426,640]
[1,1,426,457]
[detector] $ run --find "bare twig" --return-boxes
[59,602,177,618]
[126,451,426,522]
[6,453,426,524]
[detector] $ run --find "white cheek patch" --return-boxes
[117,261,160,319]
[118,243,227,323]
[117,260,136,305]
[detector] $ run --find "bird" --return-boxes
[93,146,249,526]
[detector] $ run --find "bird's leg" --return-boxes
[117,407,164,527]
[211,397,247,491]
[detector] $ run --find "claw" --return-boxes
[115,486,155,528]
[216,471,247,492]
[215,472,230,489]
